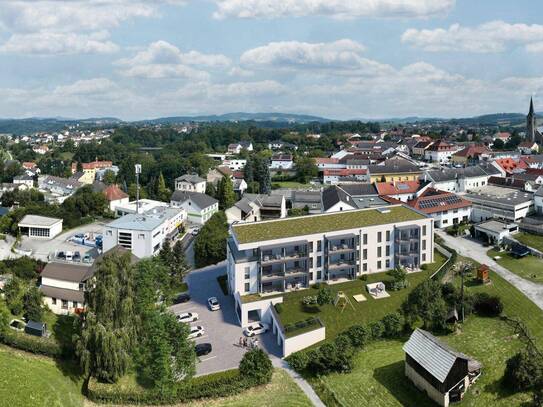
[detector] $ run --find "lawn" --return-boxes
[272,181,315,190]
[278,251,447,341]
[310,265,543,406]
[487,248,543,284]
[0,345,83,407]
[515,232,543,253]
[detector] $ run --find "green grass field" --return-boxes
[488,248,543,284]
[272,181,315,189]
[515,232,543,253]
[279,251,447,341]
[311,266,543,406]
[0,345,82,407]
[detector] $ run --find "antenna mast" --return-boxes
[135,164,142,214]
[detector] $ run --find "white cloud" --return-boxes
[0,1,186,55]
[0,31,119,55]
[402,21,543,53]
[240,39,391,76]
[52,78,118,97]
[212,0,455,19]
[115,40,230,79]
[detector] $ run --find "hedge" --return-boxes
[87,368,269,405]
[0,330,61,357]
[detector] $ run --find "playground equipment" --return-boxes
[334,290,355,313]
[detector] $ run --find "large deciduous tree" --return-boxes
[194,211,228,268]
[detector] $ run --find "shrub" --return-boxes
[474,293,503,316]
[0,330,61,357]
[312,282,321,289]
[317,287,334,306]
[286,351,309,372]
[504,349,543,391]
[369,321,385,340]
[441,282,458,305]
[309,341,354,374]
[302,295,318,306]
[382,313,404,338]
[359,274,368,281]
[343,324,369,348]
[239,348,273,383]
[274,303,283,314]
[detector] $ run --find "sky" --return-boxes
[1,0,543,121]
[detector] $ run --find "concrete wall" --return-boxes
[283,326,326,357]
[405,362,449,407]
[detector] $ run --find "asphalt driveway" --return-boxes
[169,261,248,376]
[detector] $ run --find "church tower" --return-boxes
[527,97,537,142]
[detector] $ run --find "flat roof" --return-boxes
[464,185,533,207]
[18,214,63,227]
[475,220,517,234]
[232,205,426,244]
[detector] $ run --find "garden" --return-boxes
[488,248,543,284]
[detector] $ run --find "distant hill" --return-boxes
[0,117,122,135]
[137,112,332,124]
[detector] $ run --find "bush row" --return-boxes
[0,330,61,357]
[88,368,268,405]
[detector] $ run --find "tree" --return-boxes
[504,348,543,391]
[239,348,273,383]
[102,170,117,185]
[217,176,236,210]
[23,286,43,322]
[156,172,171,202]
[128,183,148,200]
[4,277,24,315]
[205,182,216,199]
[159,239,174,265]
[382,312,404,338]
[493,138,505,150]
[172,240,188,284]
[317,287,334,306]
[194,212,229,268]
[387,266,408,290]
[295,156,318,183]
[402,279,448,331]
[0,301,10,337]
[74,251,137,384]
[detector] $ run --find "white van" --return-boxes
[65,251,73,261]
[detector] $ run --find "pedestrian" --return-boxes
[239,337,243,347]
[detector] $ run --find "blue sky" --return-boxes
[1,0,543,120]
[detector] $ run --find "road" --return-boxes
[437,230,543,310]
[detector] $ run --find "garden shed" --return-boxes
[24,320,47,337]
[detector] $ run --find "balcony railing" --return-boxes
[328,260,356,270]
[261,251,308,264]
[328,243,356,253]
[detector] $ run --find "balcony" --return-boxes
[261,250,308,265]
[285,267,308,277]
[328,243,356,254]
[328,259,356,270]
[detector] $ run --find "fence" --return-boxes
[430,243,456,280]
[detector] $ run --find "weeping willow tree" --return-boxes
[74,251,137,386]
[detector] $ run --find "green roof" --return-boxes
[233,205,426,244]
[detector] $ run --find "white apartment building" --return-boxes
[464,186,534,223]
[103,207,186,258]
[227,205,434,328]
[170,191,219,225]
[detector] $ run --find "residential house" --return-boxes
[518,141,539,155]
[367,158,422,183]
[175,174,207,194]
[32,145,49,155]
[227,141,253,154]
[412,140,433,157]
[268,141,298,150]
[323,168,368,185]
[225,193,287,224]
[322,184,388,212]
[291,190,322,214]
[170,191,219,225]
[13,174,34,188]
[376,180,430,202]
[424,141,459,164]
[450,145,490,167]
[102,184,129,212]
[38,175,82,203]
[424,165,500,193]
[270,154,294,171]
[407,188,472,228]
[71,160,114,184]
[491,158,528,176]
[403,328,481,407]
[223,159,247,171]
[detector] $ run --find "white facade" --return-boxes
[18,215,63,239]
[424,149,457,164]
[109,196,129,212]
[428,206,472,228]
[270,159,294,170]
[171,198,218,225]
[223,159,246,171]
[41,276,83,314]
[175,179,206,194]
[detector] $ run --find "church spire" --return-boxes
[529,97,535,115]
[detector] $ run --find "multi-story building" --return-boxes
[227,205,434,326]
[464,185,534,223]
[407,188,472,228]
[175,174,207,194]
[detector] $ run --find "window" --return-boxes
[72,301,78,309]
[138,233,145,239]
[422,225,427,236]
[106,230,112,236]
[61,300,68,309]
[386,245,390,256]
[244,267,250,279]
[422,253,426,262]
[244,283,250,292]
[443,219,448,225]
[363,249,367,260]
[52,297,57,305]
[377,232,382,243]
[363,263,367,272]
[317,256,322,267]
[386,230,390,241]
[309,258,313,268]
[377,247,382,257]
[309,242,313,252]
[422,240,426,250]
[377,261,382,269]
[363,234,367,245]
[317,240,322,252]
[317,270,322,279]
[386,259,390,268]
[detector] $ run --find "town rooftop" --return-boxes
[232,205,426,244]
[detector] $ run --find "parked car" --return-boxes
[73,251,81,262]
[57,251,66,260]
[188,325,205,339]
[65,251,73,261]
[177,312,199,323]
[191,227,200,236]
[82,254,92,264]
[207,297,220,311]
[195,342,212,356]
[243,322,269,337]
[173,293,191,304]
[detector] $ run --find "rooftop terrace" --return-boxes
[232,205,426,244]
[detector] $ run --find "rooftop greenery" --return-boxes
[233,205,426,244]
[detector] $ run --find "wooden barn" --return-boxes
[403,329,482,407]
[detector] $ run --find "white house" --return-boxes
[13,174,34,188]
[170,191,219,225]
[424,141,459,164]
[223,159,247,171]
[175,174,207,194]
[225,194,287,224]
[270,154,294,170]
[407,188,472,228]
[228,141,253,154]
[18,215,63,239]
[102,184,129,213]
[40,263,91,314]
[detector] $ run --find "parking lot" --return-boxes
[18,220,105,262]
[169,262,251,376]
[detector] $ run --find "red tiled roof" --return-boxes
[407,188,472,214]
[426,140,456,151]
[103,185,128,201]
[375,180,421,196]
[315,157,339,165]
[453,145,489,158]
[323,169,367,176]
[22,162,37,169]
[72,160,113,171]
[494,158,527,174]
